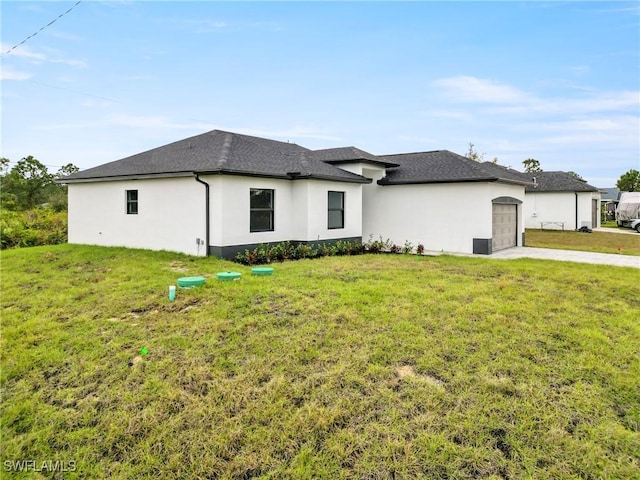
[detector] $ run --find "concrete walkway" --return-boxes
[422,228,640,268]
[487,246,640,268]
[593,227,639,236]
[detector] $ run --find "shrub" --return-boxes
[234,237,418,265]
[234,240,363,265]
[0,207,67,249]
[294,243,317,259]
[402,240,414,254]
[364,234,392,253]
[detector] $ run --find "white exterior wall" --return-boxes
[203,175,363,248]
[68,177,207,256]
[363,181,525,254]
[524,192,600,230]
[303,179,363,241]
[69,175,364,257]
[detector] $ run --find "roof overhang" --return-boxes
[378,177,532,186]
[56,171,196,184]
[59,169,372,185]
[323,158,400,169]
[197,169,371,183]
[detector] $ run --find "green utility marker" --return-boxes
[251,267,274,276]
[177,276,206,288]
[217,271,241,281]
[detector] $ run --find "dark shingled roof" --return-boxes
[310,147,399,168]
[62,130,371,184]
[599,187,621,201]
[523,171,599,193]
[65,130,588,189]
[378,151,533,186]
[478,161,532,183]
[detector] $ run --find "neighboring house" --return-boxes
[481,163,601,230]
[599,187,621,221]
[61,130,532,258]
[522,172,601,230]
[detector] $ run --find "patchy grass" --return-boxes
[526,228,640,256]
[2,245,639,479]
[600,221,619,229]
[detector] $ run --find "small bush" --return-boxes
[235,240,366,265]
[234,237,421,265]
[402,240,414,254]
[294,243,317,259]
[364,234,392,253]
[0,207,67,249]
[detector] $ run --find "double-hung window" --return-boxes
[250,188,274,232]
[328,191,345,229]
[126,190,138,215]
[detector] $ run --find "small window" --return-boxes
[250,188,274,232]
[328,191,344,229]
[126,190,138,215]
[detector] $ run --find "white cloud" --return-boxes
[237,126,342,143]
[567,65,590,75]
[81,99,113,108]
[106,115,342,144]
[0,66,32,81]
[397,134,439,145]
[537,116,639,145]
[1,43,87,68]
[192,20,229,32]
[431,75,639,117]
[429,110,475,122]
[109,114,215,130]
[430,76,529,103]
[171,17,282,34]
[490,90,639,115]
[49,31,83,41]
[19,4,46,14]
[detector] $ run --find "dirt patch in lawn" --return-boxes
[395,365,444,387]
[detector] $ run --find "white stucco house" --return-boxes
[523,172,601,230]
[61,130,533,258]
[480,163,601,231]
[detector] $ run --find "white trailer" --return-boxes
[615,192,640,232]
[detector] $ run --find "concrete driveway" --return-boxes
[486,226,640,268]
[593,227,639,236]
[489,246,640,268]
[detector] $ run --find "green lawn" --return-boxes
[2,245,639,479]
[526,228,640,256]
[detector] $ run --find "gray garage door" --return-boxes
[492,204,517,251]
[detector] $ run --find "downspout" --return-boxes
[194,174,210,256]
[575,192,578,230]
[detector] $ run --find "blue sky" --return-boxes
[2,1,638,186]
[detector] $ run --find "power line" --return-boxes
[2,160,68,169]
[3,1,83,56]
[27,79,120,104]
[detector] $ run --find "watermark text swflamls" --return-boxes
[3,460,77,472]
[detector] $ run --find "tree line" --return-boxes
[1,156,79,211]
[0,156,79,249]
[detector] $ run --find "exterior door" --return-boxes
[492,204,517,251]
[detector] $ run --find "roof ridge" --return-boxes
[299,151,310,173]
[217,132,233,168]
[382,150,446,157]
